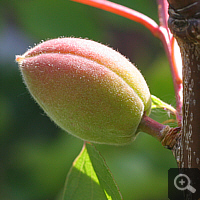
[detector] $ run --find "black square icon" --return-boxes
[168,168,200,200]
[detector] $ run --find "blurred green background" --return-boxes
[0,0,177,199]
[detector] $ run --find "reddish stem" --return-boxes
[138,115,169,142]
[138,115,181,149]
[171,38,183,125]
[157,0,183,125]
[157,0,171,33]
[158,27,183,125]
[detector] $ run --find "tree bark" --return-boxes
[168,0,200,199]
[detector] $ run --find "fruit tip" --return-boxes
[15,55,25,63]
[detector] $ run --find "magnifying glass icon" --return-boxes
[174,174,196,193]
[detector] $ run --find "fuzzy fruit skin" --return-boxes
[16,38,151,145]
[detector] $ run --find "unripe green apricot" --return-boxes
[16,38,151,145]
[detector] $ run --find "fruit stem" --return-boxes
[138,115,181,149]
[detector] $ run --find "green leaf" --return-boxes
[62,142,123,200]
[151,95,176,115]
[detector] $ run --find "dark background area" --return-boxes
[1,0,177,199]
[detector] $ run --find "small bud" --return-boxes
[16,38,151,145]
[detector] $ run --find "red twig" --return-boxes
[157,0,182,125]
[157,0,170,32]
